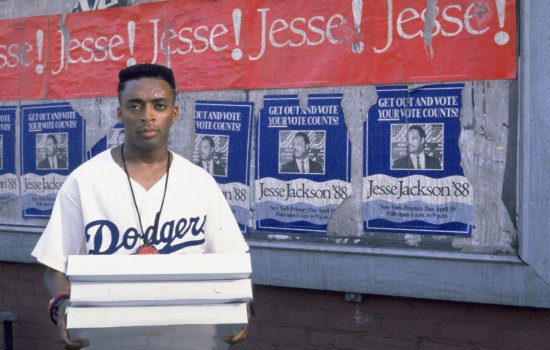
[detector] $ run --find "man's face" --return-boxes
[45,137,57,157]
[406,129,424,155]
[292,135,309,160]
[117,78,178,153]
[199,139,214,161]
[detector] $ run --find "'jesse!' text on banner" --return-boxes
[0,0,516,100]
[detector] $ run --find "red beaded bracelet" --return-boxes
[48,292,69,325]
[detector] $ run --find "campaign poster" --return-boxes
[0,106,18,203]
[21,103,86,218]
[193,101,254,235]
[88,123,125,158]
[256,94,351,234]
[363,84,473,236]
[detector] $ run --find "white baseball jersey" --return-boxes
[31,149,249,273]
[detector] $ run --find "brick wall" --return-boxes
[234,286,550,350]
[1,261,550,350]
[0,262,59,350]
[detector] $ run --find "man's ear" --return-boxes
[171,105,180,124]
[117,107,122,123]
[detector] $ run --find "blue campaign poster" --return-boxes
[363,84,473,236]
[21,103,86,218]
[256,94,351,234]
[193,101,254,235]
[88,123,125,159]
[0,106,18,203]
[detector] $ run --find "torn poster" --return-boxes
[0,106,18,203]
[88,123,125,159]
[363,84,473,236]
[193,101,254,235]
[20,103,86,218]
[256,94,351,234]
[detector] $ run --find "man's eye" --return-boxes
[155,103,167,110]
[129,104,142,111]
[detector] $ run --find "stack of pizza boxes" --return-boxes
[65,253,252,350]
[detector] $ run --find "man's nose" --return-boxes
[141,104,156,121]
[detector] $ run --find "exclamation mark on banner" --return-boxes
[35,30,44,74]
[232,9,243,60]
[351,0,364,54]
[494,0,509,45]
[127,21,137,66]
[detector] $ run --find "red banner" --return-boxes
[0,16,49,100]
[0,0,516,100]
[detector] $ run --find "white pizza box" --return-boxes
[66,253,251,282]
[66,303,247,350]
[70,279,253,307]
[66,303,248,329]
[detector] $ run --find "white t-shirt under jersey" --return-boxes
[32,149,248,273]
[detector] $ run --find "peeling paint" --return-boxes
[423,0,439,59]
[452,81,516,254]
[70,97,117,150]
[57,13,71,75]
[404,234,422,247]
[297,90,309,114]
[267,234,292,241]
[472,1,489,19]
[326,86,376,237]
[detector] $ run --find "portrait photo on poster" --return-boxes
[35,132,69,170]
[193,134,229,177]
[390,123,443,171]
[278,130,325,175]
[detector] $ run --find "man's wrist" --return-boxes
[48,292,70,325]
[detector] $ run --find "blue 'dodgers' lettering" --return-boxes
[85,214,207,254]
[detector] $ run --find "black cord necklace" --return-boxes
[121,143,171,252]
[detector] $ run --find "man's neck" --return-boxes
[113,145,171,190]
[123,144,169,165]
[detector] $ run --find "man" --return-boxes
[37,134,67,169]
[392,125,442,170]
[280,132,323,174]
[31,64,249,349]
[195,135,225,176]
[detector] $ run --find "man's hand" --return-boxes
[221,301,253,345]
[57,299,89,350]
[43,268,88,349]
[221,324,249,345]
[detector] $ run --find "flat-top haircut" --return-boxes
[294,131,310,145]
[117,63,177,99]
[407,125,426,139]
[46,134,58,145]
[201,135,215,148]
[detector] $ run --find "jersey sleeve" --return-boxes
[31,177,86,273]
[203,176,249,254]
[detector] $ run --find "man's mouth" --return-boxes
[139,128,158,137]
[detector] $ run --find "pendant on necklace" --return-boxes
[121,145,169,257]
[136,244,159,255]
